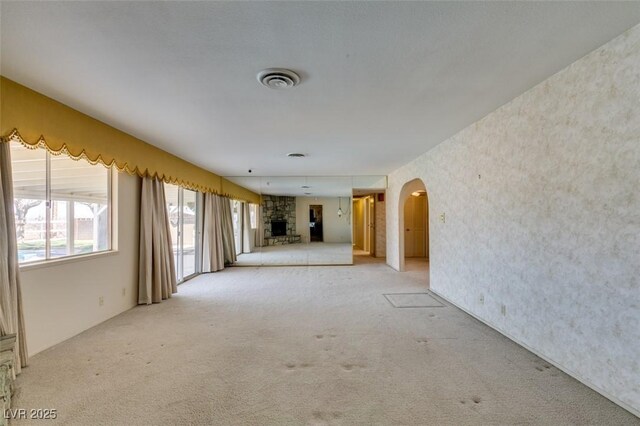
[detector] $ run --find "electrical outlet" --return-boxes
[99,296,104,307]
[440,212,446,223]
[122,287,126,297]
[479,294,484,304]
[501,304,506,316]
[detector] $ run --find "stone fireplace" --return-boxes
[262,195,300,245]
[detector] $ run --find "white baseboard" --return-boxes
[428,288,640,419]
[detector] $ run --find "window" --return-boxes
[11,142,112,264]
[249,204,258,229]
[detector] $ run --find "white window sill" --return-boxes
[18,250,120,272]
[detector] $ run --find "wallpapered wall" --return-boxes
[386,24,640,413]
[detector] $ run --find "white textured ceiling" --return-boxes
[1,2,639,179]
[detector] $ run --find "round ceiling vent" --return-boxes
[257,68,300,89]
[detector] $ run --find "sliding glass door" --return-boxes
[182,189,197,277]
[165,184,200,283]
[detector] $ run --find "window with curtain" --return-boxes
[10,142,112,264]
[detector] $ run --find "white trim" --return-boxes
[107,168,114,251]
[45,151,51,258]
[67,200,74,255]
[429,288,640,419]
[18,250,119,271]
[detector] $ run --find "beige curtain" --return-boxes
[221,197,237,264]
[0,142,28,373]
[138,177,177,304]
[254,203,264,248]
[202,193,225,272]
[242,202,253,254]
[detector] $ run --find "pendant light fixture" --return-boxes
[337,197,344,218]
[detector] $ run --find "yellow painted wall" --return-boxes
[0,76,259,203]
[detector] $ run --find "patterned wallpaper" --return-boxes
[386,24,640,413]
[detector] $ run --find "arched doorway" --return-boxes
[398,179,429,285]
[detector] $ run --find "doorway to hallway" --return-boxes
[398,178,429,287]
[352,194,377,256]
[309,205,323,242]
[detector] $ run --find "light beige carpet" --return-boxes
[12,258,639,425]
[234,242,353,266]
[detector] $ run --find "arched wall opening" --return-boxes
[398,179,429,283]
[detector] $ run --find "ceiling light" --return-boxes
[257,68,300,89]
[301,185,310,189]
[338,197,344,217]
[411,190,426,197]
[304,192,312,195]
[287,153,305,158]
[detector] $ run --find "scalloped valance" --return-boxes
[0,77,260,204]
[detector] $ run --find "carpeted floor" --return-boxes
[234,243,353,266]
[12,258,639,425]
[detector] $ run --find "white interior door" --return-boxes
[404,195,427,258]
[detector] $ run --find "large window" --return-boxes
[165,184,200,282]
[10,142,112,264]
